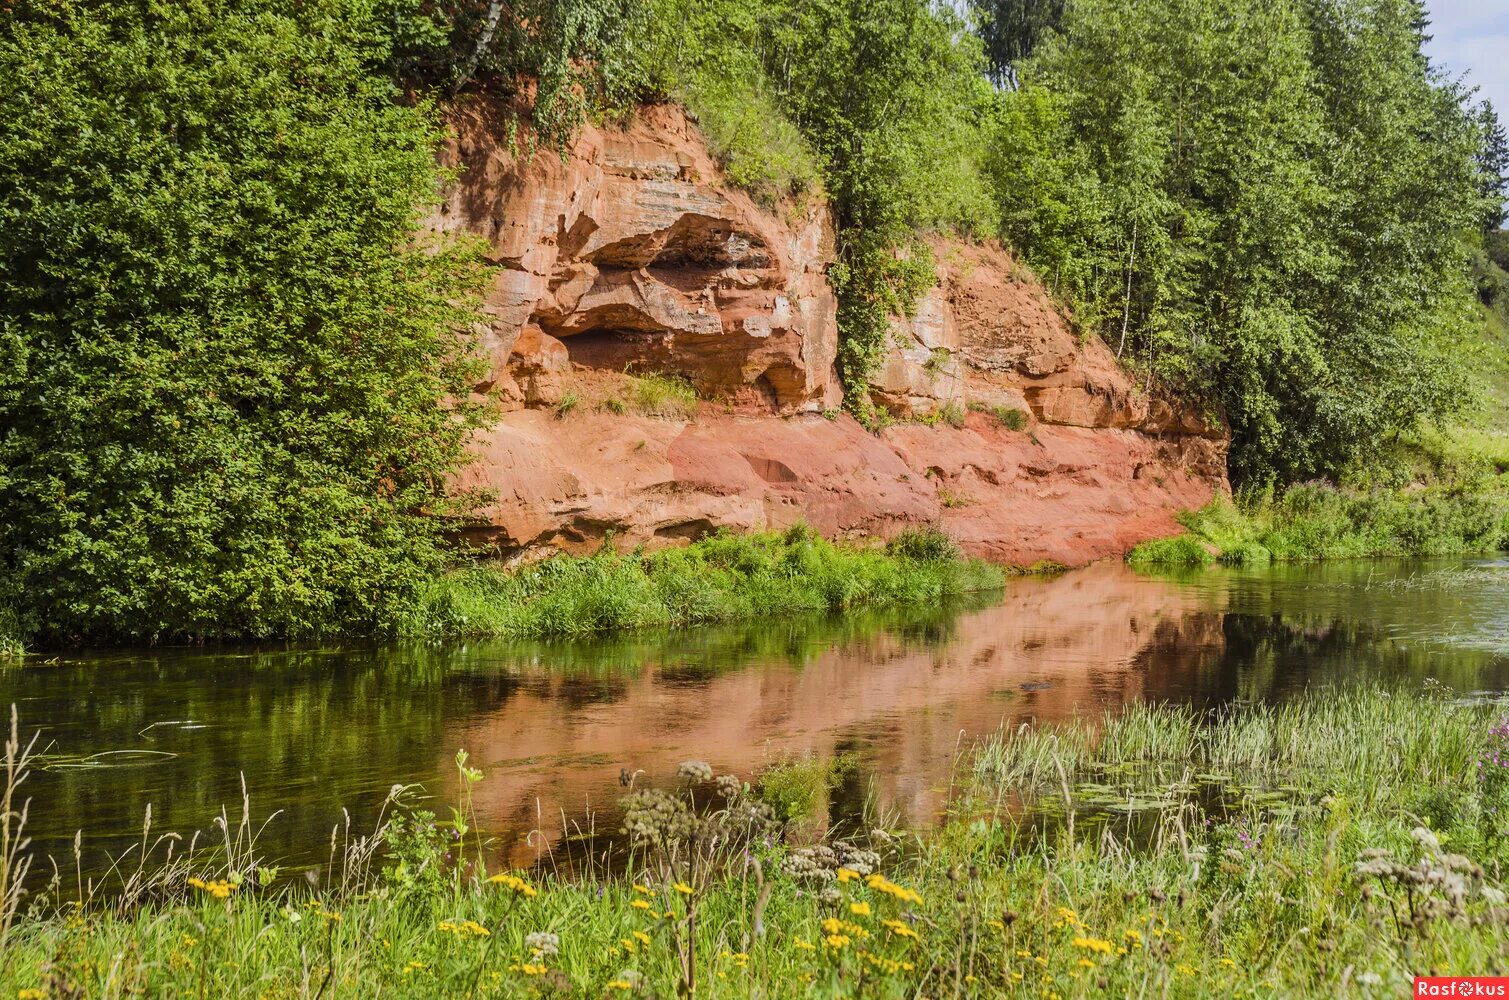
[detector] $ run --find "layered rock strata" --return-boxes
[431,101,1227,567]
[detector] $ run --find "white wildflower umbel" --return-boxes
[525,931,559,957]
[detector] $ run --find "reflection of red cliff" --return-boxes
[433,99,1228,570]
[445,563,1223,866]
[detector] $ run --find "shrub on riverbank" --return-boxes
[2,687,1507,997]
[0,0,490,645]
[409,526,1003,638]
[1130,483,1509,566]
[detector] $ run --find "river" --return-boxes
[4,557,1507,883]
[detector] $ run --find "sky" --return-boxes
[1423,1,1509,119]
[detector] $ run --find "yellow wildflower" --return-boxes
[19,991,46,1000]
[633,884,653,895]
[864,874,922,905]
[821,917,844,935]
[186,876,236,900]
[402,961,429,976]
[1077,958,1095,969]
[631,899,652,910]
[849,901,872,917]
[438,919,490,938]
[824,933,851,949]
[620,937,636,954]
[1071,936,1113,954]
[1123,928,1143,946]
[607,982,632,991]
[880,918,918,940]
[1220,958,1237,969]
[487,873,538,897]
[1176,963,1197,976]
[673,882,693,895]
[836,868,860,883]
[794,938,816,951]
[632,931,652,946]
[519,963,548,976]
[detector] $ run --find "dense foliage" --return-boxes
[989,0,1492,483]
[0,0,488,642]
[380,0,653,148]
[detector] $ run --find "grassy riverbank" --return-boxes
[406,526,1003,639]
[3,687,1507,997]
[1129,483,1509,567]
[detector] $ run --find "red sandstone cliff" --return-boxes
[429,101,1228,568]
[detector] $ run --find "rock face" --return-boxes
[433,100,1228,568]
[432,100,838,413]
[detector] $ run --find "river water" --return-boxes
[4,557,1507,882]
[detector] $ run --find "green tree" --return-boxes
[0,0,489,643]
[1475,101,1508,233]
[991,0,1485,483]
[971,0,1064,88]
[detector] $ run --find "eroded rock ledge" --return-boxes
[430,100,1227,568]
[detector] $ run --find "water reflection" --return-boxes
[3,558,1506,882]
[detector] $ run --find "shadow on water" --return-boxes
[2,557,1506,884]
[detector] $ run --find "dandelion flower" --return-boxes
[632,884,653,895]
[632,931,651,946]
[631,899,652,911]
[673,882,693,895]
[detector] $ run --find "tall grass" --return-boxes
[975,686,1495,814]
[409,526,1003,638]
[1130,485,1509,567]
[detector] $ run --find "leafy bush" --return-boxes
[0,0,489,643]
[990,0,1488,485]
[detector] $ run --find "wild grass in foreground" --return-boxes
[1130,484,1509,567]
[408,525,1003,638]
[3,686,1509,997]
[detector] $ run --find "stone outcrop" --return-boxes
[432,99,1228,568]
[431,100,838,413]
